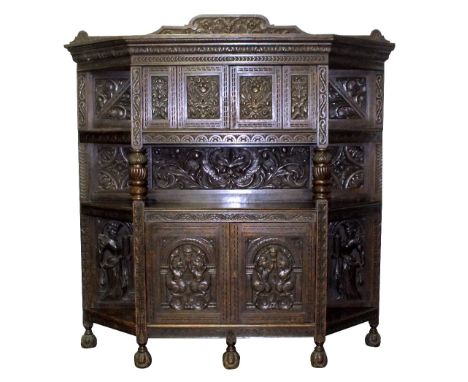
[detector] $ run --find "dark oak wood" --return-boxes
[66,14,394,369]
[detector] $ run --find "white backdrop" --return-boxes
[1,0,467,381]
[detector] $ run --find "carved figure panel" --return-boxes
[165,243,212,310]
[96,219,133,301]
[330,145,365,190]
[151,76,169,120]
[251,243,296,310]
[291,75,309,120]
[328,219,366,301]
[95,78,131,120]
[187,75,220,119]
[239,76,272,120]
[96,145,129,192]
[152,146,310,190]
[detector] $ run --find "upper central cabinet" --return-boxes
[143,65,317,130]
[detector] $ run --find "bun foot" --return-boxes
[223,331,240,369]
[310,344,328,368]
[134,345,152,368]
[81,329,97,349]
[365,327,381,347]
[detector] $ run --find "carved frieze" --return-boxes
[152,146,310,190]
[95,79,131,120]
[239,76,272,120]
[96,219,133,301]
[165,243,212,310]
[187,75,220,119]
[96,145,129,192]
[330,145,365,190]
[151,76,169,120]
[329,219,366,300]
[291,75,309,120]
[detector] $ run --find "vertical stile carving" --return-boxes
[317,66,328,147]
[375,143,382,199]
[131,67,143,148]
[78,143,90,201]
[128,149,148,201]
[375,72,384,127]
[77,72,88,129]
[80,214,93,311]
[313,148,332,200]
[315,200,328,344]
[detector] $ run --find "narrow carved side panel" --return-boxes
[79,143,90,201]
[330,145,365,190]
[95,79,131,120]
[375,72,384,127]
[291,75,309,120]
[95,145,130,192]
[375,143,382,199]
[95,218,134,302]
[187,75,220,119]
[131,67,143,148]
[80,215,93,310]
[152,146,310,190]
[151,76,169,120]
[328,218,367,302]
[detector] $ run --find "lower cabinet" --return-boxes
[146,221,316,325]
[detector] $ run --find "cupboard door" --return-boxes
[146,223,228,324]
[232,223,315,324]
[230,66,282,129]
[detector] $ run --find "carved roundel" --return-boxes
[166,243,211,310]
[251,244,295,310]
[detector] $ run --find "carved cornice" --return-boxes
[142,132,316,145]
[154,15,305,35]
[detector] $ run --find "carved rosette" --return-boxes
[330,145,365,190]
[128,149,148,200]
[313,148,332,200]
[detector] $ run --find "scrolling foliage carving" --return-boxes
[95,79,131,120]
[97,219,133,301]
[152,146,309,190]
[329,78,367,120]
[165,243,211,310]
[251,244,296,310]
[329,219,366,300]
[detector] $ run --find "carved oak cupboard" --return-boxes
[65,15,394,369]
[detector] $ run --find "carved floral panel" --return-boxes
[96,145,129,192]
[239,76,272,120]
[151,76,169,120]
[330,145,365,190]
[187,75,220,119]
[95,79,131,120]
[291,75,309,120]
[152,146,310,190]
[96,218,133,301]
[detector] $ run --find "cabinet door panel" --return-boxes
[232,223,315,324]
[146,223,228,324]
